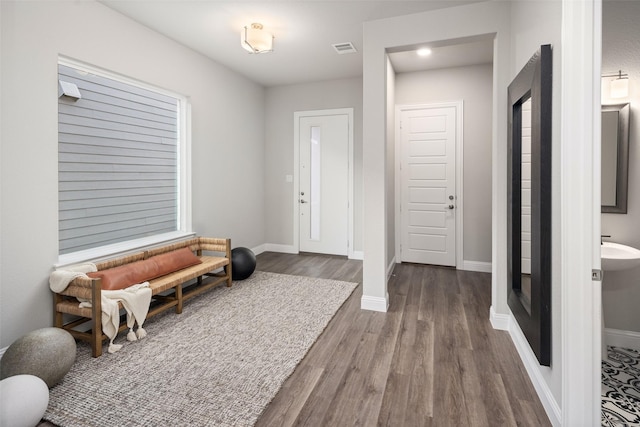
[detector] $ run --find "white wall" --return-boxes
[0,0,265,348]
[386,58,396,271]
[509,0,563,415]
[395,64,493,265]
[263,78,363,253]
[361,0,511,316]
[601,0,640,337]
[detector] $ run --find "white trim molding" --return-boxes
[261,243,297,255]
[387,256,396,281]
[507,313,561,426]
[560,0,602,424]
[605,328,640,351]
[361,294,389,312]
[489,306,511,331]
[462,260,492,273]
[259,244,364,260]
[492,310,561,426]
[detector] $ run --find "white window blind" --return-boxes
[58,63,181,255]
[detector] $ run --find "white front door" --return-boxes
[399,105,458,266]
[298,113,349,255]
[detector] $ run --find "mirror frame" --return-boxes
[601,103,630,214]
[507,45,552,367]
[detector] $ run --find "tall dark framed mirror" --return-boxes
[507,45,552,366]
[601,103,630,213]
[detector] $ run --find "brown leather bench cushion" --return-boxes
[88,248,202,291]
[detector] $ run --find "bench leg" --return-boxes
[53,294,63,328]
[176,285,183,314]
[91,281,103,357]
[226,264,232,287]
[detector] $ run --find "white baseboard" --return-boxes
[250,244,267,256]
[605,328,640,351]
[502,311,561,426]
[261,244,298,254]
[260,244,364,259]
[489,306,510,330]
[361,294,389,312]
[462,260,492,273]
[387,256,396,281]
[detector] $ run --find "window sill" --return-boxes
[55,231,196,269]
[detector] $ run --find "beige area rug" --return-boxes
[43,271,358,427]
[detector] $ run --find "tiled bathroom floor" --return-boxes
[602,346,640,426]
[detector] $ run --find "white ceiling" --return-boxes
[100,0,492,87]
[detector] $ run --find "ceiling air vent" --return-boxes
[332,42,357,55]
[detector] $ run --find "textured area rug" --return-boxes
[44,271,358,427]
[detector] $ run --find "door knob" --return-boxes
[445,204,454,210]
[300,199,308,204]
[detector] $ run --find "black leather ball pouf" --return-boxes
[231,247,256,280]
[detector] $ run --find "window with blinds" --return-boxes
[58,63,183,255]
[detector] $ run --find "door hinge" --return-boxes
[592,269,603,281]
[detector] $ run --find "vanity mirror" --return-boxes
[507,45,552,367]
[601,103,630,213]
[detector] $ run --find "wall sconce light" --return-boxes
[241,23,274,54]
[603,70,629,99]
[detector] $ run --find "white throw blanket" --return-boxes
[80,283,152,353]
[50,264,152,354]
[49,263,97,293]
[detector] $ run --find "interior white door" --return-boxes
[400,106,457,266]
[299,114,349,255]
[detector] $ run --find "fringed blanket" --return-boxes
[50,266,151,353]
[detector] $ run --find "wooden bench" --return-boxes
[53,237,232,357]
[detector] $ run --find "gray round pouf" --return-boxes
[0,327,76,388]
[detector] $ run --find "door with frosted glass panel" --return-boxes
[299,114,348,255]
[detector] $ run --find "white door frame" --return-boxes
[293,108,355,258]
[395,101,464,269]
[561,0,602,424]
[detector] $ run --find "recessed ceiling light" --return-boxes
[417,48,432,57]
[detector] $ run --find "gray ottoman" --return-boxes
[1,327,76,388]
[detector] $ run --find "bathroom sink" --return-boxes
[601,242,640,271]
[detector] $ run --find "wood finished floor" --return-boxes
[254,252,550,427]
[39,252,550,426]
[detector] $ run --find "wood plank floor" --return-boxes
[39,251,550,426]
[254,252,551,427]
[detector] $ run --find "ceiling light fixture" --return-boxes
[417,48,432,57]
[241,23,274,54]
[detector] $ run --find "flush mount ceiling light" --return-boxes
[241,23,274,54]
[416,48,432,57]
[603,70,629,98]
